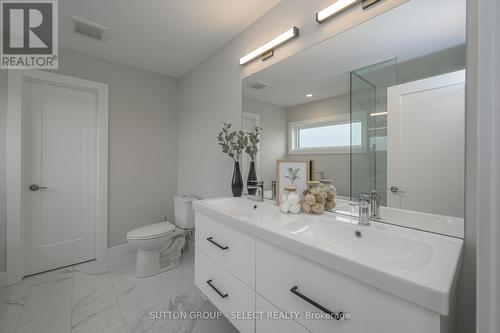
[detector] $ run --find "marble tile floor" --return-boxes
[0,248,238,333]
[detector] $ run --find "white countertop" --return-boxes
[193,197,463,316]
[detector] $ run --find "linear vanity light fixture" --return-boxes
[316,0,382,23]
[370,111,388,117]
[238,27,299,66]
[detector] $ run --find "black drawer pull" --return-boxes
[290,286,344,320]
[207,237,229,250]
[206,279,228,298]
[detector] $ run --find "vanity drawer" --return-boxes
[255,239,440,333]
[195,249,255,333]
[195,212,255,288]
[256,293,311,333]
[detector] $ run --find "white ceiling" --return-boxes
[59,0,281,77]
[243,0,466,107]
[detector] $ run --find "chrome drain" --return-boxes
[354,230,363,238]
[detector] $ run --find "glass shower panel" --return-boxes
[350,59,396,203]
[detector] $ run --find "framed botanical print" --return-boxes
[275,160,312,204]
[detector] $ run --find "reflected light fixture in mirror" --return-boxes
[316,0,359,23]
[238,27,299,66]
[370,111,388,117]
[316,0,382,23]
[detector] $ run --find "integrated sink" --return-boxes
[199,197,266,219]
[193,197,463,315]
[333,199,464,238]
[283,216,434,271]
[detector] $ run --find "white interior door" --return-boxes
[387,70,465,218]
[24,80,98,275]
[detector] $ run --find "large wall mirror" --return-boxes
[241,0,466,237]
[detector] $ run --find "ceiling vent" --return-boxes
[70,15,109,41]
[247,81,269,90]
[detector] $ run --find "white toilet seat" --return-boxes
[127,221,176,240]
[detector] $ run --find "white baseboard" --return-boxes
[0,271,6,288]
[107,243,136,260]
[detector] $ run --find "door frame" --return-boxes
[6,70,109,285]
[241,111,261,186]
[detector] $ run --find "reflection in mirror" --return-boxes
[241,0,465,237]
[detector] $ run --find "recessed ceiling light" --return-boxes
[306,93,313,97]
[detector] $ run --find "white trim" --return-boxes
[288,114,354,154]
[241,111,261,180]
[107,243,137,260]
[6,70,109,286]
[475,0,500,331]
[0,272,6,288]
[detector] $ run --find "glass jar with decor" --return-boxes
[320,179,337,211]
[279,184,301,214]
[303,181,325,214]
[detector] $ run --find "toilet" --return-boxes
[127,195,198,278]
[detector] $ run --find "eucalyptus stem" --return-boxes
[217,122,247,162]
[244,126,262,162]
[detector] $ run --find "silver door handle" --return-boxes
[29,184,48,191]
[389,186,405,194]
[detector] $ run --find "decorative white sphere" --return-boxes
[290,203,301,214]
[288,192,300,205]
[280,201,291,213]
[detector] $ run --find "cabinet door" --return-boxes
[195,212,255,288]
[256,239,440,333]
[195,249,255,333]
[256,294,311,333]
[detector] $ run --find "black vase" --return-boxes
[231,161,243,197]
[247,161,258,195]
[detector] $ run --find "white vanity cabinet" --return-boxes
[255,294,310,333]
[194,211,455,333]
[256,239,442,333]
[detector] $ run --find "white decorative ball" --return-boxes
[288,192,300,205]
[290,203,301,214]
[280,201,291,213]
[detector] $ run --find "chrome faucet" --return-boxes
[247,181,264,202]
[370,190,382,219]
[358,193,371,226]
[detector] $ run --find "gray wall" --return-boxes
[286,95,351,196]
[397,44,466,84]
[0,48,179,271]
[242,97,287,189]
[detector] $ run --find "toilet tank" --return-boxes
[174,195,198,229]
